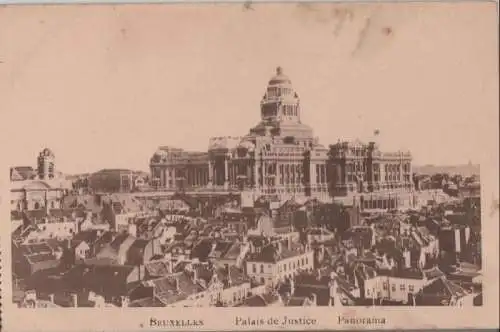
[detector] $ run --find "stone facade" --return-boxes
[150,67,329,202]
[328,140,415,209]
[149,67,415,208]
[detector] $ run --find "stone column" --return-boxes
[208,160,213,186]
[276,163,281,189]
[309,162,316,192]
[253,160,259,189]
[262,161,267,192]
[166,169,170,189]
[399,161,403,187]
[224,157,229,190]
[159,168,165,189]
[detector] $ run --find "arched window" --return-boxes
[34,202,40,210]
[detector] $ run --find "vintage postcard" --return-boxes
[0,1,498,331]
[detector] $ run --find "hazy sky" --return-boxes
[1,2,498,174]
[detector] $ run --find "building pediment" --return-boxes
[25,180,53,190]
[10,180,53,191]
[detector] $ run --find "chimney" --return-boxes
[403,249,411,269]
[192,269,198,283]
[287,237,292,251]
[227,265,233,287]
[289,277,295,295]
[310,293,318,306]
[120,296,129,308]
[283,292,291,304]
[54,247,63,260]
[70,293,78,308]
[49,294,55,304]
[175,278,180,292]
[382,254,390,269]
[277,241,283,254]
[167,261,173,274]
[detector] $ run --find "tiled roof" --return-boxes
[63,194,102,213]
[149,273,205,305]
[260,292,282,305]
[240,292,281,307]
[423,266,445,280]
[239,295,267,307]
[126,239,150,265]
[66,264,135,297]
[11,211,24,220]
[136,218,162,236]
[173,261,191,273]
[353,263,377,281]
[20,242,55,256]
[145,260,172,277]
[222,242,245,260]
[247,243,307,263]
[191,264,215,284]
[378,268,424,280]
[23,210,48,222]
[286,296,310,306]
[27,253,59,264]
[72,230,101,246]
[457,262,480,272]
[215,266,249,287]
[307,228,334,236]
[129,297,165,307]
[11,166,36,181]
[208,241,234,259]
[109,233,134,251]
[422,277,468,299]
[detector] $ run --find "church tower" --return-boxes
[37,148,55,180]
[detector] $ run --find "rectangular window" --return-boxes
[400,284,406,291]
[252,264,256,273]
[391,284,396,292]
[409,285,414,292]
[383,282,388,290]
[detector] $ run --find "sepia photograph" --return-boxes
[0,1,498,331]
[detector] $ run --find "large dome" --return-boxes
[268,66,291,85]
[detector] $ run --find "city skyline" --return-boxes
[2,3,498,174]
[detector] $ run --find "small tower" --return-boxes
[37,148,55,180]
